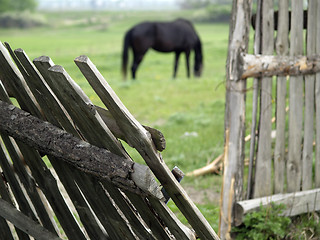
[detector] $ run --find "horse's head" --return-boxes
[194,60,203,77]
[194,40,203,77]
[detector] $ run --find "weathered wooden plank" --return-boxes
[0,147,30,240]
[0,88,87,240]
[0,198,62,240]
[302,1,317,190]
[74,174,136,240]
[253,0,274,199]
[316,1,320,188]
[33,57,167,238]
[234,188,320,226]
[13,49,79,137]
[148,197,196,240]
[101,181,157,240]
[97,105,166,152]
[74,55,218,240]
[241,54,320,79]
[33,55,166,152]
[273,0,289,194]
[11,51,114,239]
[0,216,14,240]
[287,0,304,193]
[124,192,175,240]
[0,100,158,196]
[220,0,251,238]
[126,189,196,240]
[0,42,42,116]
[246,0,262,200]
[0,73,60,235]
[0,102,142,239]
[0,134,60,234]
[48,64,129,158]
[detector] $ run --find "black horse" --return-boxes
[122,18,203,80]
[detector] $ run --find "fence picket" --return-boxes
[253,0,274,198]
[273,1,289,194]
[316,2,320,188]
[287,1,304,192]
[302,0,317,190]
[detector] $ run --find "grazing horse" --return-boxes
[121,18,203,80]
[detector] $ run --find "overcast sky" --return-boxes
[37,0,180,10]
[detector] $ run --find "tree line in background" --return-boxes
[178,0,232,9]
[0,0,37,13]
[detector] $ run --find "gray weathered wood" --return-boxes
[0,177,15,240]
[273,1,289,194]
[0,141,32,240]
[124,192,174,240]
[0,198,62,240]
[33,57,173,237]
[48,64,129,158]
[221,0,251,238]
[12,51,114,239]
[74,55,218,240]
[253,0,273,199]
[0,86,87,240]
[0,100,159,196]
[32,55,166,152]
[96,105,166,152]
[246,0,262,200]
[148,197,196,240]
[302,0,317,191]
[316,1,320,188]
[287,1,304,193]
[0,42,42,116]
[235,188,320,226]
[9,47,108,238]
[241,54,320,79]
[101,181,157,240]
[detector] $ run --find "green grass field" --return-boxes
[0,10,230,231]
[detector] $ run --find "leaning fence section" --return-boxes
[0,41,219,240]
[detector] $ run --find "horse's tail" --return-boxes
[122,29,131,80]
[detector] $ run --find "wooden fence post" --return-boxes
[219,0,251,239]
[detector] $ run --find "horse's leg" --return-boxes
[185,50,190,78]
[131,52,144,79]
[173,52,181,78]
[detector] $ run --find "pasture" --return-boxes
[0,10,230,230]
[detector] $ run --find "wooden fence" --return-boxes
[220,0,320,239]
[0,41,219,240]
